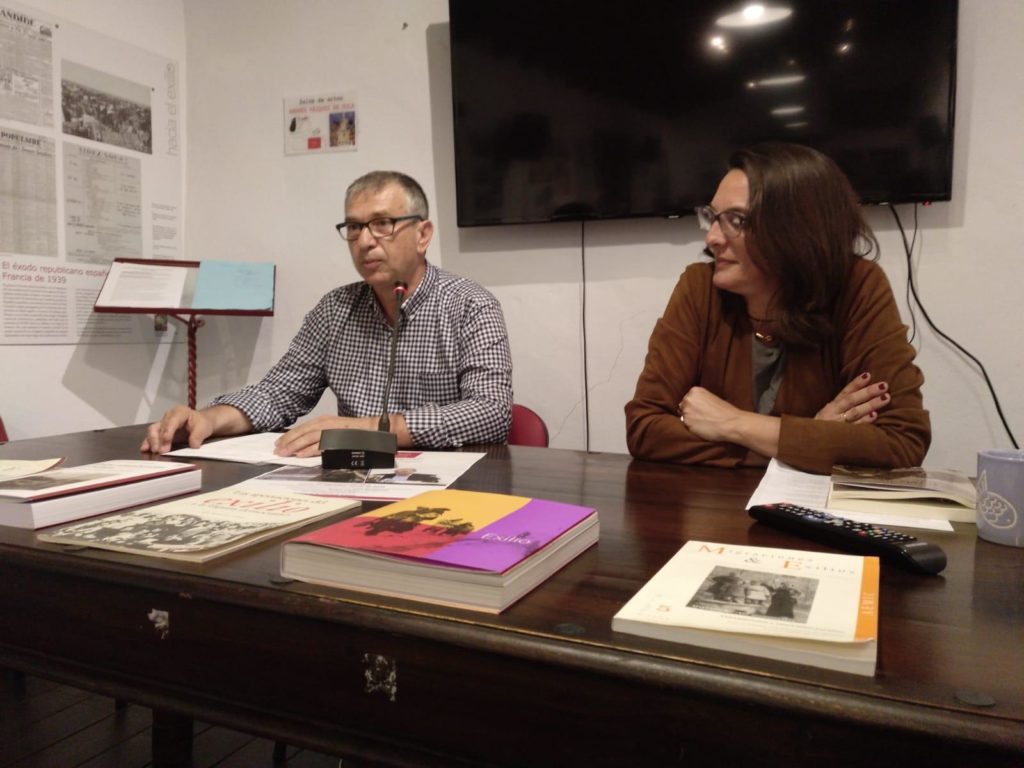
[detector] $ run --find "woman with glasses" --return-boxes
[625,143,929,473]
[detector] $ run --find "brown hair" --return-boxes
[729,143,878,344]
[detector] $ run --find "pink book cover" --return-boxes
[288,489,595,574]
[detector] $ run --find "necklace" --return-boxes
[748,314,778,345]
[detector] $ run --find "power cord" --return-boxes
[889,205,1018,449]
[580,220,591,452]
[902,204,920,346]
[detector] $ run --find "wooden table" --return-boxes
[1,426,1021,767]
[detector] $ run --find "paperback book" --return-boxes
[38,484,359,562]
[280,489,599,613]
[828,465,977,523]
[0,460,201,530]
[612,541,879,676]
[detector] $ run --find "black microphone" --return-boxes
[377,281,408,432]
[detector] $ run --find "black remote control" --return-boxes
[748,502,947,575]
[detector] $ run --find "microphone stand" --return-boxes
[378,281,408,432]
[318,280,407,470]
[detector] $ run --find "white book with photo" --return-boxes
[613,540,879,676]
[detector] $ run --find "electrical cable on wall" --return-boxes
[890,205,1019,449]
[580,220,591,452]
[903,204,920,346]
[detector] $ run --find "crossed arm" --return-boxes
[626,262,930,473]
[679,371,892,460]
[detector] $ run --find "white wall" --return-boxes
[5,0,1021,477]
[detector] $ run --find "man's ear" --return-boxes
[416,219,434,255]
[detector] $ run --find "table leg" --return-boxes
[151,709,193,767]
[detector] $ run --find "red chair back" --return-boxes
[508,404,549,447]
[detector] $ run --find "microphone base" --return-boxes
[319,428,397,470]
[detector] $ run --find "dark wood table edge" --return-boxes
[4,541,1020,759]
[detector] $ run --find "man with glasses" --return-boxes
[142,171,512,456]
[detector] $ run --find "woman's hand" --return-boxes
[679,386,748,443]
[679,387,781,458]
[815,372,891,424]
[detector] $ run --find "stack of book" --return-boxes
[613,541,879,676]
[0,459,201,529]
[281,489,599,613]
[827,465,977,523]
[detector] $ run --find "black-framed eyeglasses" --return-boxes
[695,205,748,239]
[335,215,422,241]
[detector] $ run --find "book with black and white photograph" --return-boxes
[613,541,879,676]
[38,483,360,562]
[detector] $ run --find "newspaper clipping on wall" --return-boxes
[0,2,182,345]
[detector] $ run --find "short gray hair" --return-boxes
[345,171,429,219]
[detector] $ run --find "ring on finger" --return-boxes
[842,410,853,423]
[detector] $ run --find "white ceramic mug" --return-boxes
[976,449,1024,547]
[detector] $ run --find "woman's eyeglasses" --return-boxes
[695,206,748,239]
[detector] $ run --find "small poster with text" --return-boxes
[283,91,356,155]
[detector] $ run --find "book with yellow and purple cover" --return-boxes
[280,489,599,613]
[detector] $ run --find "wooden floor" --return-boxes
[0,669,341,768]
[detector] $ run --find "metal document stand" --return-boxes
[92,257,276,408]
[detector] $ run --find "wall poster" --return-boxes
[283,91,357,156]
[0,2,182,345]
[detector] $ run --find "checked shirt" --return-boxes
[211,263,512,447]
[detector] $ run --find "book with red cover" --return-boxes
[0,459,201,530]
[280,489,599,612]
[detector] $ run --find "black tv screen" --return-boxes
[449,0,958,227]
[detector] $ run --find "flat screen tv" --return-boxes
[449,0,958,227]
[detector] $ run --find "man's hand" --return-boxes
[140,405,216,454]
[273,415,378,458]
[815,372,891,425]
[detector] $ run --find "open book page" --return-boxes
[191,261,274,311]
[95,261,189,308]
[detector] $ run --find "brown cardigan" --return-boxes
[625,260,930,474]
